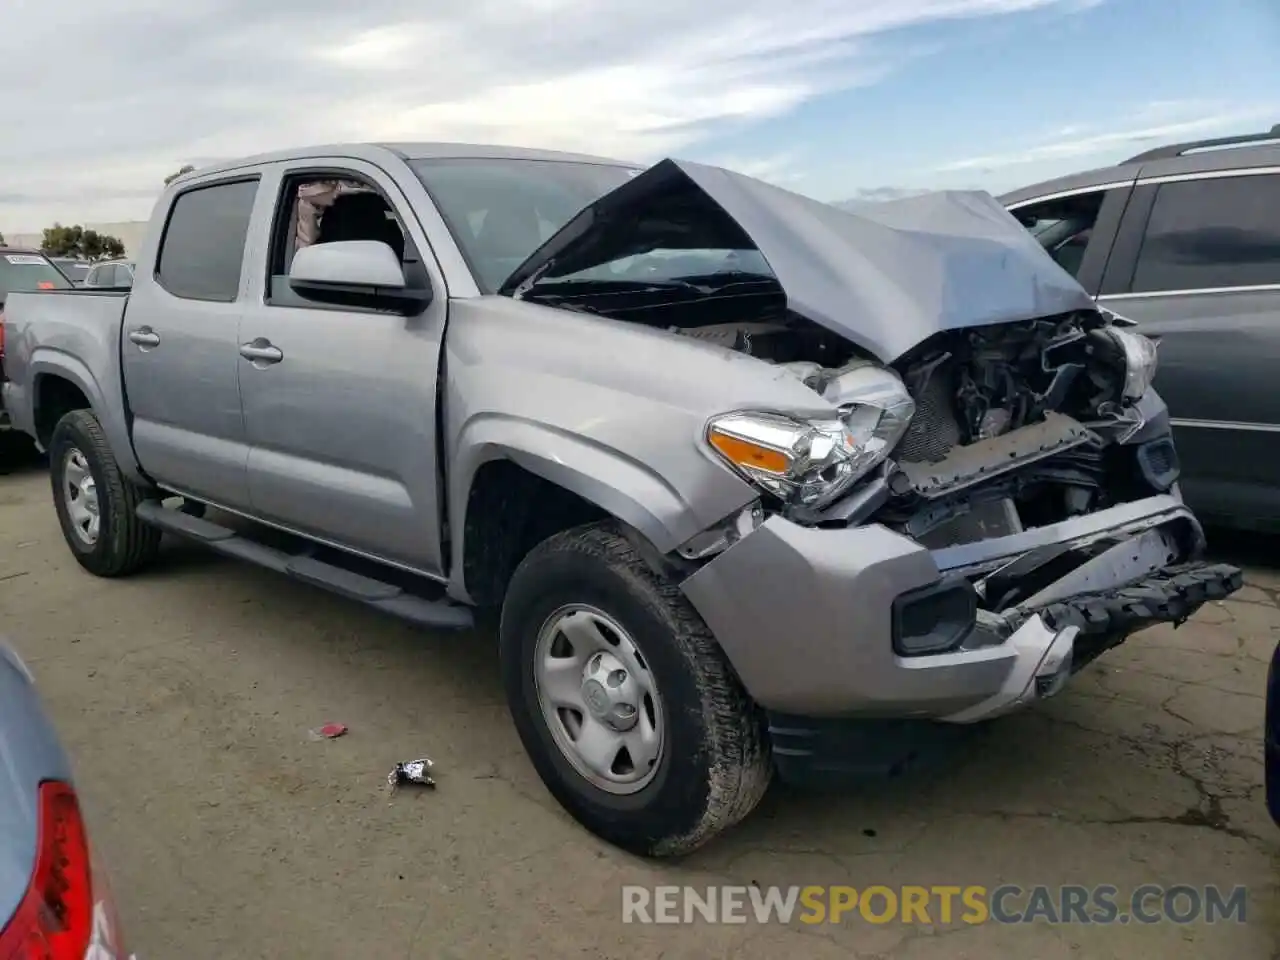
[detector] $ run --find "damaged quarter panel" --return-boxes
[444,295,835,600]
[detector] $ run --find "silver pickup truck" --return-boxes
[0,143,1241,856]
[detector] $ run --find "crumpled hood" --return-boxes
[500,158,1097,362]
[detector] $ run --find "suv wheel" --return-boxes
[500,522,772,856]
[49,409,161,577]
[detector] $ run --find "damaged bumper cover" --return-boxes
[679,493,1242,723]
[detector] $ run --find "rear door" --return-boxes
[121,177,260,508]
[1097,170,1280,526]
[235,159,451,575]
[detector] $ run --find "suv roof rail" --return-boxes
[1123,123,1280,163]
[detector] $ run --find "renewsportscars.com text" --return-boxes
[621,884,1248,926]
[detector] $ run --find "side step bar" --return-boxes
[135,501,474,630]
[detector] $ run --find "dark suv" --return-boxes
[1000,124,1280,532]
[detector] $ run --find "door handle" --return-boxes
[128,328,160,348]
[239,339,283,364]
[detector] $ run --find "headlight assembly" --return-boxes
[1100,327,1159,401]
[705,364,915,510]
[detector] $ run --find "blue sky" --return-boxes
[687,0,1280,200]
[2,0,1278,227]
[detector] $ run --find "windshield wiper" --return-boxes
[532,270,775,295]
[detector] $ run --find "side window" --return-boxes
[156,178,259,302]
[101,266,118,286]
[1130,174,1280,293]
[1010,191,1106,278]
[266,172,412,310]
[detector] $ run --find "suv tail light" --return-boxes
[0,781,126,959]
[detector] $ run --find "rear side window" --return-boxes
[156,178,259,301]
[1131,174,1280,293]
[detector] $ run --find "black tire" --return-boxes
[500,522,772,857]
[49,409,161,577]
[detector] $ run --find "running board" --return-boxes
[135,501,474,630]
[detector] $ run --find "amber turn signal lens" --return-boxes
[707,430,791,475]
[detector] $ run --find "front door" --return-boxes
[122,176,260,509]
[235,160,451,576]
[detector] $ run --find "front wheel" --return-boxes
[500,522,772,857]
[49,409,161,577]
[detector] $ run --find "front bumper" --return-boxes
[680,493,1241,721]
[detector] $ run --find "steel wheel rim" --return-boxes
[61,447,101,546]
[533,603,665,795]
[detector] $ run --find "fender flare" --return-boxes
[448,415,749,600]
[27,349,142,479]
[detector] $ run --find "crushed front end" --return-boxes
[679,307,1242,765]
[497,159,1242,773]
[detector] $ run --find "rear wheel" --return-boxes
[49,409,161,577]
[500,522,772,856]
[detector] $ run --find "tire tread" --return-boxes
[510,522,772,856]
[51,409,161,577]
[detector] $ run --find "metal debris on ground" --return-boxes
[388,758,436,790]
[308,722,348,740]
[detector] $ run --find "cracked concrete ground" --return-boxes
[2,460,1279,958]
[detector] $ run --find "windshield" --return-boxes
[409,158,639,293]
[0,252,72,301]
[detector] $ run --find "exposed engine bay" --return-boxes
[673,307,1176,558]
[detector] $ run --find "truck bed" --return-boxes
[0,288,130,449]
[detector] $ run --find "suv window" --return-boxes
[1010,191,1105,278]
[156,178,259,301]
[1131,174,1280,293]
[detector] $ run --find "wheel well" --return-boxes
[35,376,91,448]
[463,460,608,608]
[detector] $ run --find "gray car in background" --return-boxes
[1000,124,1280,532]
[1,143,1241,855]
[0,638,131,956]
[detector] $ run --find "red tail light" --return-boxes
[0,781,125,959]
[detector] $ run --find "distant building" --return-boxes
[0,220,148,258]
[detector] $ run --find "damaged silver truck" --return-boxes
[0,145,1242,856]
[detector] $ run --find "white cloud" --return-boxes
[0,0,1096,229]
[934,100,1279,174]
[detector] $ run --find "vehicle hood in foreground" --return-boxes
[499,158,1097,361]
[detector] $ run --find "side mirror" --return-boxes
[288,240,430,311]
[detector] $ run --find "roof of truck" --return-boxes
[171,142,639,185]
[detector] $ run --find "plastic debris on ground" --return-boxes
[388,758,436,790]
[308,722,348,741]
